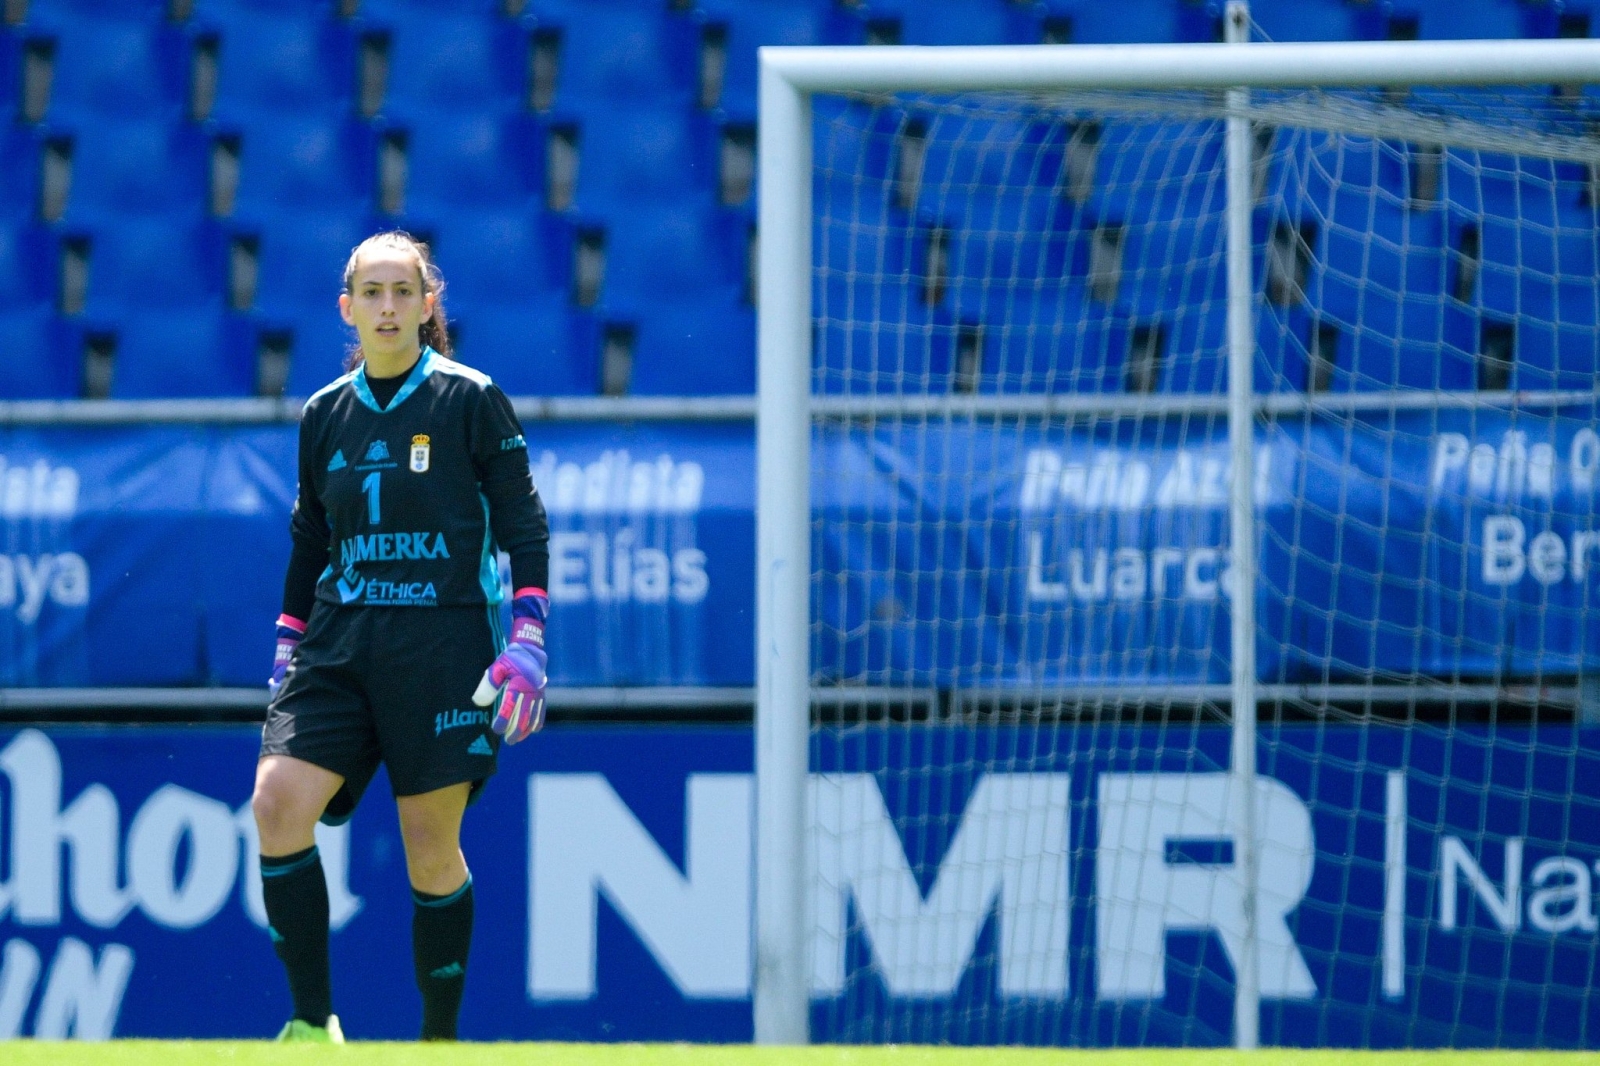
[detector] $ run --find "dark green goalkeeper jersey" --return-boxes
[289,346,549,610]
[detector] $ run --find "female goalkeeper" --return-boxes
[252,231,550,1042]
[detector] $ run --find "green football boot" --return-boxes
[276,1014,345,1043]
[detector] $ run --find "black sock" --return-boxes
[260,846,332,1028]
[412,875,474,1041]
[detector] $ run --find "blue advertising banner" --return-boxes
[1,724,1596,1046]
[812,405,1600,686]
[0,422,754,689]
[0,406,1594,687]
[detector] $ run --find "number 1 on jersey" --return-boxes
[361,471,381,525]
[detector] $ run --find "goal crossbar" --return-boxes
[760,39,1600,93]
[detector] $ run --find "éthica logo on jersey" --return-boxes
[335,567,366,604]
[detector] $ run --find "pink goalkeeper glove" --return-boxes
[471,589,548,744]
[268,614,306,697]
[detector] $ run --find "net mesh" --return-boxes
[804,83,1600,1046]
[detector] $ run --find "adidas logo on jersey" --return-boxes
[468,736,494,757]
[327,450,347,472]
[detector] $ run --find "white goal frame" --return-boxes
[754,26,1600,1047]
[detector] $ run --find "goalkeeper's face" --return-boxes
[338,248,436,362]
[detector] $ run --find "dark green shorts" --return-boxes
[261,603,504,823]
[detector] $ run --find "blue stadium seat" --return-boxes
[844,0,1031,46]
[573,108,714,212]
[200,8,354,120]
[27,0,170,18]
[252,212,369,396]
[400,113,542,219]
[1441,148,1584,219]
[377,13,527,120]
[1271,130,1414,223]
[917,113,1069,227]
[23,17,186,123]
[231,118,375,222]
[449,294,599,396]
[81,217,227,317]
[284,321,357,397]
[1253,304,1314,393]
[627,293,754,395]
[959,284,1129,394]
[1396,0,1526,39]
[433,209,598,393]
[816,277,957,395]
[432,209,570,304]
[534,0,697,109]
[63,121,210,222]
[1150,303,1312,395]
[1315,290,1478,391]
[1116,216,1226,319]
[0,127,42,221]
[814,94,899,168]
[1091,119,1226,225]
[1249,0,1371,42]
[0,307,80,399]
[1310,201,1476,390]
[1040,0,1186,44]
[109,308,256,398]
[698,0,844,115]
[1480,278,1600,391]
[1412,86,1568,133]
[945,216,1080,300]
[602,207,744,312]
[815,198,915,283]
[1477,209,1598,294]
[0,30,19,116]
[355,0,508,16]
[813,97,904,217]
[1153,307,1229,393]
[191,0,333,15]
[1320,198,1452,307]
[0,223,57,308]
[1511,317,1600,392]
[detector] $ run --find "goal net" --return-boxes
[765,45,1600,1049]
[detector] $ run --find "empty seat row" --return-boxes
[815,275,1595,397]
[819,105,1600,246]
[14,0,1575,130]
[6,3,704,124]
[3,187,1587,399]
[3,264,1590,402]
[0,199,747,318]
[0,108,746,226]
[0,296,754,401]
[26,106,1600,238]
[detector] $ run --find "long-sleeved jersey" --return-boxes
[288,346,549,610]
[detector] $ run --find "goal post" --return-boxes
[756,32,1600,1049]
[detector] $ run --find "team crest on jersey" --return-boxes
[366,440,390,463]
[410,434,431,473]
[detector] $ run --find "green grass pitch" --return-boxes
[0,1046,1591,1066]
